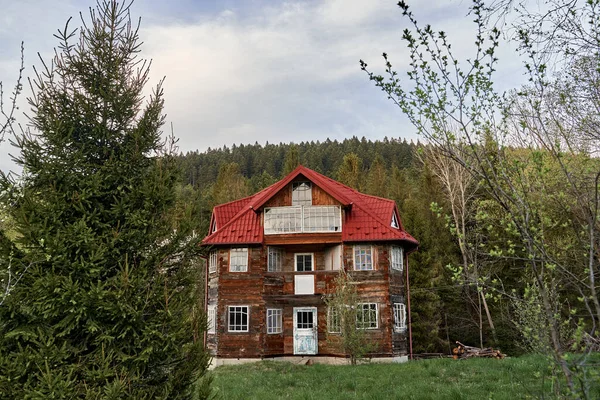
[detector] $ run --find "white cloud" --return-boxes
[0,0,526,174]
[139,0,417,153]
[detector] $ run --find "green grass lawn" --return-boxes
[210,355,598,399]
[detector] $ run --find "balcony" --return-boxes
[264,205,342,235]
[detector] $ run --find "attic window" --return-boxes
[391,212,399,229]
[211,220,218,234]
[292,182,312,206]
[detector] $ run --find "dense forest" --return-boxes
[174,136,522,355]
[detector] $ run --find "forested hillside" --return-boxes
[175,136,522,355]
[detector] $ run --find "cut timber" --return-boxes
[453,341,506,360]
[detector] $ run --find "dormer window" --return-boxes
[391,212,399,229]
[292,182,312,206]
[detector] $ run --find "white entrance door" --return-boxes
[293,307,318,355]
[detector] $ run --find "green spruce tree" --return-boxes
[211,162,250,205]
[365,154,388,197]
[282,144,300,176]
[336,153,363,190]
[0,1,210,398]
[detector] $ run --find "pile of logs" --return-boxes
[452,341,506,359]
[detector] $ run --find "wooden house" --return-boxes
[202,165,418,364]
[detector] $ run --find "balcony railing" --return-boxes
[264,205,342,235]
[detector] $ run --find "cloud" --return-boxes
[140,0,417,154]
[0,0,526,174]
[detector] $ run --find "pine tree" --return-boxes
[365,154,388,197]
[250,170,277,192]
[0,2,210,397]
[211,162,250,205]
[282,144,300,176]
[336,153,363,190]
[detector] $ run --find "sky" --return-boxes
[0,0,526,174]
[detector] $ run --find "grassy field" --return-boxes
[210,355,598,399]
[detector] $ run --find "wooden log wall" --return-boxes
[207,243,408,358]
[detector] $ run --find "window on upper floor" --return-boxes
[390,246,404,272]
[228,306,249,332]
[209,251,218,274]
[264,205,341,234]
[356,303,378,329]
[353,245,373,270]
[267,246,284,272]
[303,206,341,232]
[393,303,407,333]
[292,182,312,206]
[295,253,313,272]
[267,308,283,334]
[229,248,248,272]
[207,304,216,334]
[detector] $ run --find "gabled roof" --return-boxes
[249,165,353,209]
[202,165,418,248]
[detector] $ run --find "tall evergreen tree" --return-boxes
[211,162,250,205]
[336,153,363,190]
[365,154,388,197]
[0,2,209,397]
[282,144,300,176]
[250,170,277,193]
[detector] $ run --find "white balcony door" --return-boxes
[293,307,318,355]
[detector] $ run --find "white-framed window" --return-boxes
[228,306,249,332]
[353,245,373,270]
[264,206,303,233]
[267,308,283,334]
[390,246,404,272]
[393,303,407,333]
[303,206,341,232]
[327,306,341,333]
[229,248,248,272]
[268,246,284,272]
[209,251,218,273]
[292,182,312,206]
[264,205,341,234]
[207,304,216,334]
[295,253,314,272]
[391,212,399,229]
[356,303,378,329]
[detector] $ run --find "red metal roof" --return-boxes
[202,165,418,248]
